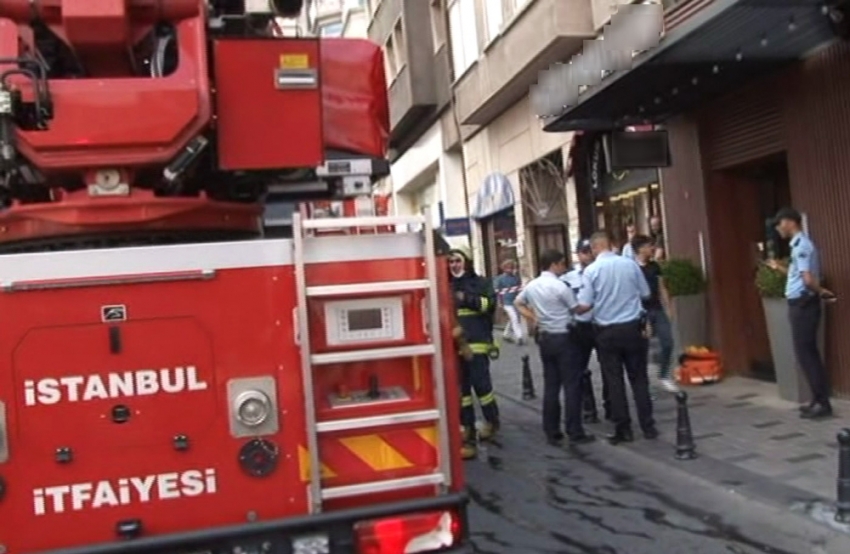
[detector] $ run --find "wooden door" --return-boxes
[532,224,568,274]
[705,170,774,379]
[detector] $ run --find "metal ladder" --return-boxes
[292,207,453,513]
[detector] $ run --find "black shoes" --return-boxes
[547,431,596,446]
[607,429,634,445]
[569,433,596,445]
[605,426,658,445]
[800,402,833,419]
[643,426,660,440]
[547,432,565,446]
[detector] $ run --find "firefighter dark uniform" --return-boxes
[448,247,500,460]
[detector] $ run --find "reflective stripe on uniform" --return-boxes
[457,295,491,317]
[461,395,474,407]
[469,343,490,355]
[479,392,496,405]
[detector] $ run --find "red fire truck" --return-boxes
[0,1,470,553]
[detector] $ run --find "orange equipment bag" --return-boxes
[675,348,723,386]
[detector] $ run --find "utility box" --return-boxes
[213,37,324,170]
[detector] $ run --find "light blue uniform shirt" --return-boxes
[578,251,650,326]
[786,232,820,300]
[515,271,577,333]
[561,267,592,323]
[621,242,635,259]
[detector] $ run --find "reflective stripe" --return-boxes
[469,343,490,355]
[461,395,474,407]
[0,233,426,282]
[479,392,496,405]
[457,295,491,317]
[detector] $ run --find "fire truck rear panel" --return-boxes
[0,233,465,553]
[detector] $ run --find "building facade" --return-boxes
[547,0,850,397]
[306,0,368,36]
[448,0,637,278]
[365,0,468,249]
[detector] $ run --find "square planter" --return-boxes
[671,293,707,354]
[761,297,824,404]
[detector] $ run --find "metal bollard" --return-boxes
[521,355,536,400]
[835,429,850,523]
[675,391,697,460]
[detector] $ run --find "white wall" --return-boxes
[440,149,466,220]
[391,124,443,195]
[462,93,576,276]
[389,122,470,247]
[342,7,368,37]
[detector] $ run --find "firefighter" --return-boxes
[448,246,500,460]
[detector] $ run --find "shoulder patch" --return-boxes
[798,252,808,259]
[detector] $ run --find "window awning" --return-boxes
[472,173,516,220]
[543,0,836,133]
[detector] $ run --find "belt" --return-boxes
[537,330,569,337]
[788,294,818,306]
[593,319,642,331]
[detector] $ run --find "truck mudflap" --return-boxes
[34,492,470,554]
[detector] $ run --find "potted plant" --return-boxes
[756,260,816,403]
[660,258,708,354]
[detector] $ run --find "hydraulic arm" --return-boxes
[0,0,390,252]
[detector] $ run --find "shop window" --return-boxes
[479,208,517,278]
[595,173,664,251]
[520,150,568,226]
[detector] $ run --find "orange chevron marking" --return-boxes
[298,446,337,481]
[298,426,439,482]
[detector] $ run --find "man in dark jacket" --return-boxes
[449,247,500,460]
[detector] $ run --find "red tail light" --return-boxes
[354,510,462,554]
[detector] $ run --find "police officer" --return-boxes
[515,249,595,446]
[561,239,606,422]
[575,231,658,444]
[449,247,500,459]
[770,207,836,419]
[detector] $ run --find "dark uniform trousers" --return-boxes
[538,331,585,439]
[788,295,830,404]
[572,321,608,418]
[459,353,499,429]
[594,320,655,433]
